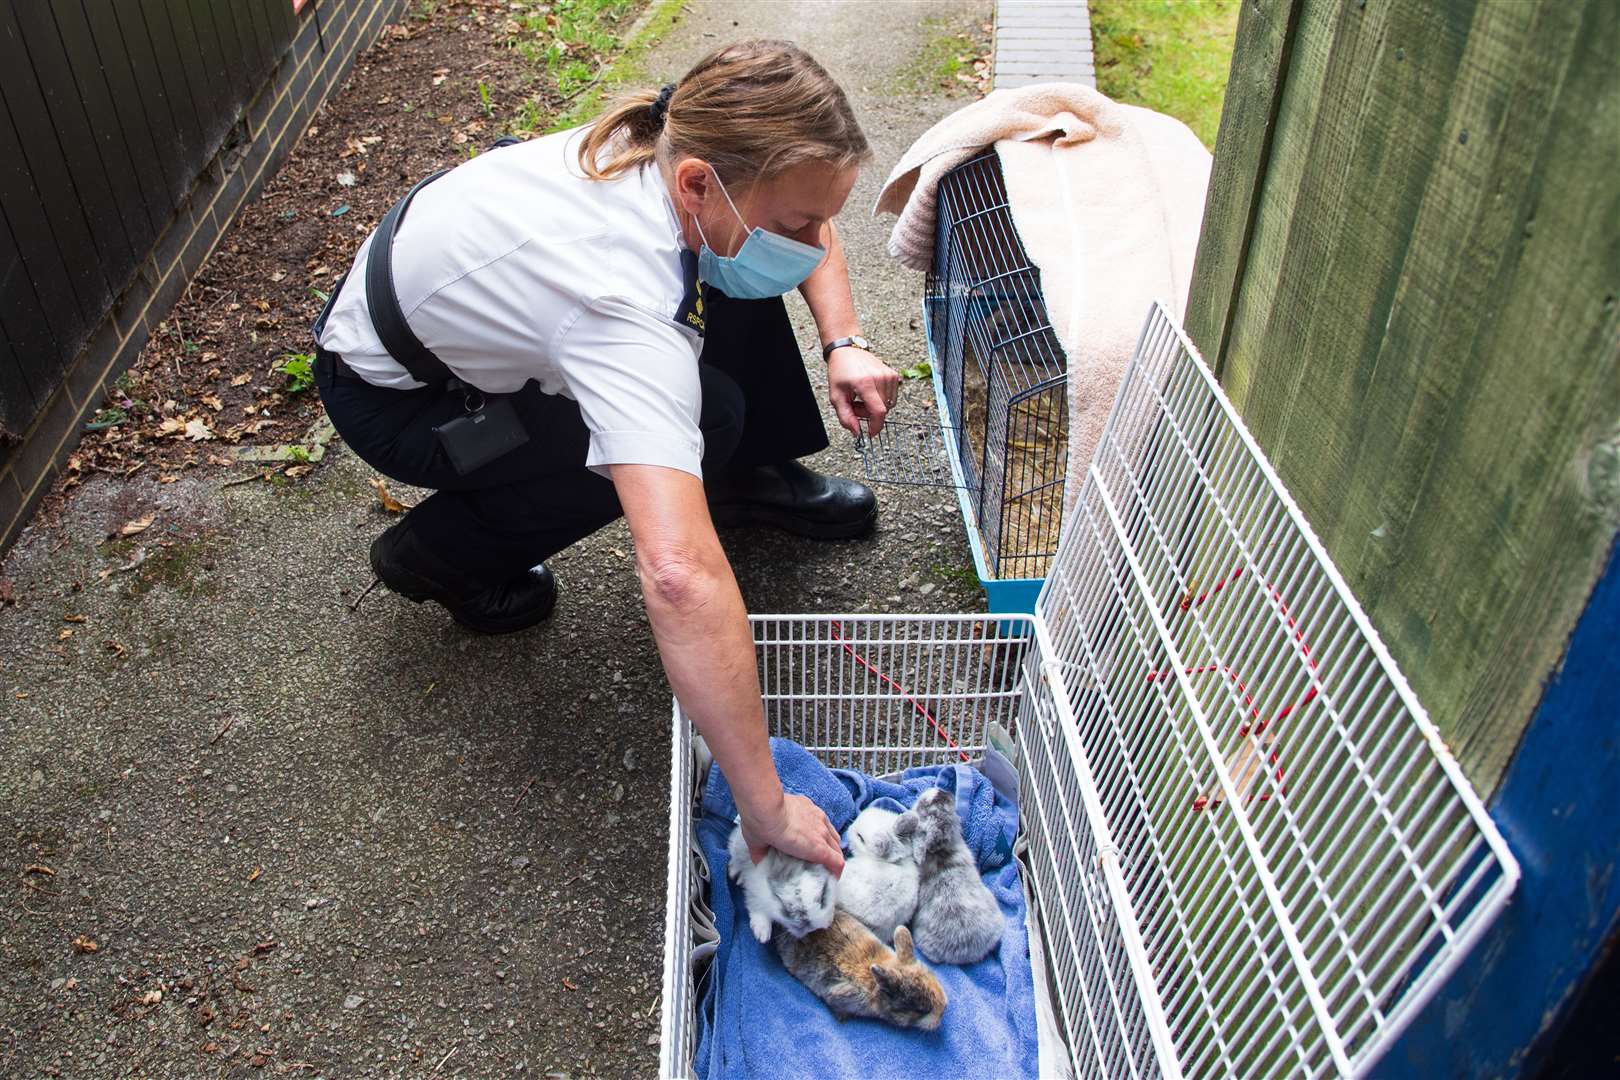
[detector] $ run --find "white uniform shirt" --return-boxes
[317,127,707,479]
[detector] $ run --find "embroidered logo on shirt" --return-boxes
[673,248,705,337]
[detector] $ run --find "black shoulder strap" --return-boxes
[364,138,527,386]
[365,168,453,385]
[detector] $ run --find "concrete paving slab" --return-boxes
[0,2,993,1076]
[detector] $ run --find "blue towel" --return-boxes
[693,739,1039,1080]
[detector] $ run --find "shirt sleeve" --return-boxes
[553,295,705,480]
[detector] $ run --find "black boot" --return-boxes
[369,518,557,634]
[707,460,877,540]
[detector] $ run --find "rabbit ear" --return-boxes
[893,814,918,840]
[893,925,914,961]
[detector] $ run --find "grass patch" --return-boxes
[1090,0,1240,149]
[543,0,688,133]
[510,0,639,94]
[893,13,992,96]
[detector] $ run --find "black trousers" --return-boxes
[317,292,829,586]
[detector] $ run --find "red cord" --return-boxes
[828,620,971,763]
[1146,564,1319,811]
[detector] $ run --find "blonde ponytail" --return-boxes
[577,39,871,184]
[575,86,666,181]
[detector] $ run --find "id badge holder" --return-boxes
[432,389,530,476]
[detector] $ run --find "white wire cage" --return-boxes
[661,304,1518,1079]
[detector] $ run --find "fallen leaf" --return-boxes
[230,372,253,387]
[562,978,578,991]
[72,935,98,954]
[284,464,313,479]
[63,614,86,623]
[159,474,179,484]
[185,419,216,441]
[247,866,263,883]
[202,1041,221,1053]
[118,514,155,537]
[23,864,55,877]
[370,477,407,514]
[58,629,74,641]
[252,939,276,953]
[201,395,224,412]
[158,417,187,437]
[105,640,127,658]
[139,989,162,1006]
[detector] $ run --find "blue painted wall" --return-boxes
[1383,535,1620,1078]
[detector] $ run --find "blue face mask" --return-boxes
[694,169,826,299]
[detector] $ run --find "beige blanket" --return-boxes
[875,83,1211,514]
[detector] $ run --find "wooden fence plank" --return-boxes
[48,0,164,252]
[0,7,108,349]
[0,225,43,434]
[1240,0,1474,541]
[1184,0,1301,368]
[223,1,273,100]
[135,0,208,172]
[241,0,277,80]
[1190,0,1620,790]
[94,0,188,207]
[0,322,38,438]
[182,0,232,136]
[0,143,78,373]
[14,2,141,280]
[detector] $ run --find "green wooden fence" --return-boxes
[1186,0,1619,793]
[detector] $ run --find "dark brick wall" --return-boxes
[0,0,409,555]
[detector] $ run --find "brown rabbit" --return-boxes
[773,912,947,1030]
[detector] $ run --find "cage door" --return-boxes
[854,418,965,488]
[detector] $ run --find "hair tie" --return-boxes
[647,83,676,129]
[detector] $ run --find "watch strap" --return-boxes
[821,335,871,361]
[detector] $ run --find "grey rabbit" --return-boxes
[774,913,947,1030]
[727,822,838,943]
[900,787,1004,964]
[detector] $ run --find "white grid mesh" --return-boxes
[659,305,1518,1079]
[662,615,1172,1080]
[1035,303,1519,1077]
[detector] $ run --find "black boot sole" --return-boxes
[708,501,877,540]
[369,536,557,635]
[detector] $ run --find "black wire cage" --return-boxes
[864,152,1070,585]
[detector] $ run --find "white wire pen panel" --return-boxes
[1034,303,1520,1078]
[661,615,1176,1080]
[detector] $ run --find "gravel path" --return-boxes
[0,2,990,1075]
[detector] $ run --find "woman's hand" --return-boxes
[827,347,901,438]
[741,792,845,878]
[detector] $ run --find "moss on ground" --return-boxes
[892,12,992,97]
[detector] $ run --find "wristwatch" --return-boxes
[821,335,873,362]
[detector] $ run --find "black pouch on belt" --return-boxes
[363,148,531,476]
[432,393,528,475]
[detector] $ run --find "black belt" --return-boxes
[318,349,368,383]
